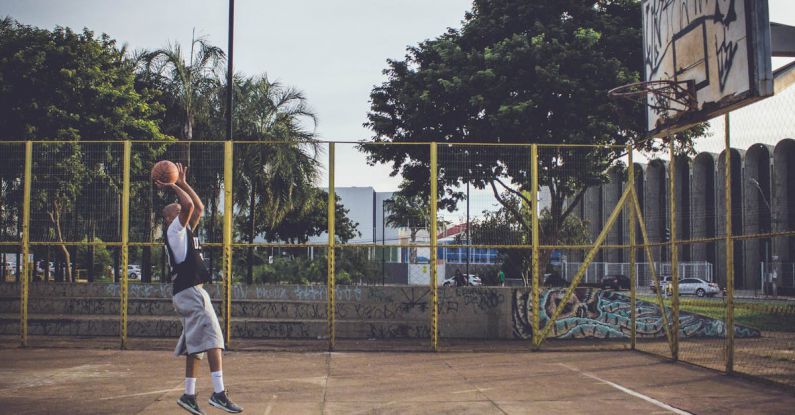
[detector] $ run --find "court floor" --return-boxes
[0,338,793,414]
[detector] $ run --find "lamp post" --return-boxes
[226,0,234,142]
[749,177,772,293]
[382,199,387,285]
[466,181,470,278]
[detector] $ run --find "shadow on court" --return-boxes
[0,336,793,414]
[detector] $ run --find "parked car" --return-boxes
[442,274,482,287]
[672,278,721,297]
[543,272,567,287]
[127,264,141,280]
[601,274,630,290]
[649,275,675,293]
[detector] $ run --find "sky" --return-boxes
[2,0,793,194]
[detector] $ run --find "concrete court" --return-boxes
[1,341,794,414]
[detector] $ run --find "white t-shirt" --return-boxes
[167,217,188,265]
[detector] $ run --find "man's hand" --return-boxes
[154,180,176,190]
[176,162,188,187]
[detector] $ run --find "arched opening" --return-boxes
[633,163,645,263]
[645,159,667,263]
[743,144,772,291]
[674,154,691,261]
[773,139,795,289]
[691,153,717,271]
[603,167,624,263]
[717,149,743,289]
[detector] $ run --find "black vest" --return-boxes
[164,224,211,295]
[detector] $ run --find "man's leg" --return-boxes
[186,355,201,378]
[207,348,224,393]
[177,356,204,414]
[206,348,242,413]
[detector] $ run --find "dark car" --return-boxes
[601,274,630,290]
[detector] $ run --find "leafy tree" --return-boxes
[261,190,359,244]
[361,0,705,282]
[0,19,166,282]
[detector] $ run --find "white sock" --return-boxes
[211,371,224,393]
[184,377,196,396]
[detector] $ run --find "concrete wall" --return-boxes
[602,168,623,263]
[690,153,717,267]
[0,283,758,341]
[742,145,773,290]
[772,140,795,268]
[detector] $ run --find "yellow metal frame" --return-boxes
[20,141,32,347]
[120,141,131,349]
[724,113,735,374]
[629,188,675,352]
[327,143,336,351]
[223,141,234,347]
[429,143,439,352]
[5,138,747,368]
[669,139,680,361]
[536,185,632,343]
[530,145,541,348]
[628,147,637,350]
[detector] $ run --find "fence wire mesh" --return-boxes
[1,138,794,387]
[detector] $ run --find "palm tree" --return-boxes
[232,75,320,284]
[139,30,225,164]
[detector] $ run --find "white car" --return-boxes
[442,274,482,287]
[127,264,142,280]
[666,278,721,297]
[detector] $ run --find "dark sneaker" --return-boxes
[177,394,205,415]
[208,390,243,413]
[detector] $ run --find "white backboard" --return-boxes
[642,0,774,136]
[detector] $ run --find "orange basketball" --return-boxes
[151,160,178,184]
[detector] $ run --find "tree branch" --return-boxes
[493,176,531,206]
[489,179,530,232]
[560,186,588,223]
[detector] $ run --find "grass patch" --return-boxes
[638,296,795,332]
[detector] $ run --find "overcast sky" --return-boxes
[2,0,793,193]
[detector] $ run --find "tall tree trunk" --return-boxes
[49,201,73,282]
[44,247,51,282]
[113,246,120,283]
[246,183,256,285]
[88,222,95,282]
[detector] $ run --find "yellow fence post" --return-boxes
[630,188,675,352]
[223,141,233,347]
[120,140,131,349]
[669,139,679,361]
[530,145,540,349]
[724,113,735,374]
[429,142,439,352]
[20,141,32,347]
[327,142,336,351]
[628,146,637,350]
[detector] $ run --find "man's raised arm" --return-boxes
[174,163,204,229]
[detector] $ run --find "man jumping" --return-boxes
[157,163,243,415]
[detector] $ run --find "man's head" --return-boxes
[162,203,181,226]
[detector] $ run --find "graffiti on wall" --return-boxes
[512,288,761,340]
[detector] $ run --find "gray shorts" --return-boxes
[172,285,225,359]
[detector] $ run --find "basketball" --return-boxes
[151,160,178,184]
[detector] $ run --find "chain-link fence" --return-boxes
[1,135,794,387]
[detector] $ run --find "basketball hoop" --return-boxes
[608,80,697,115]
